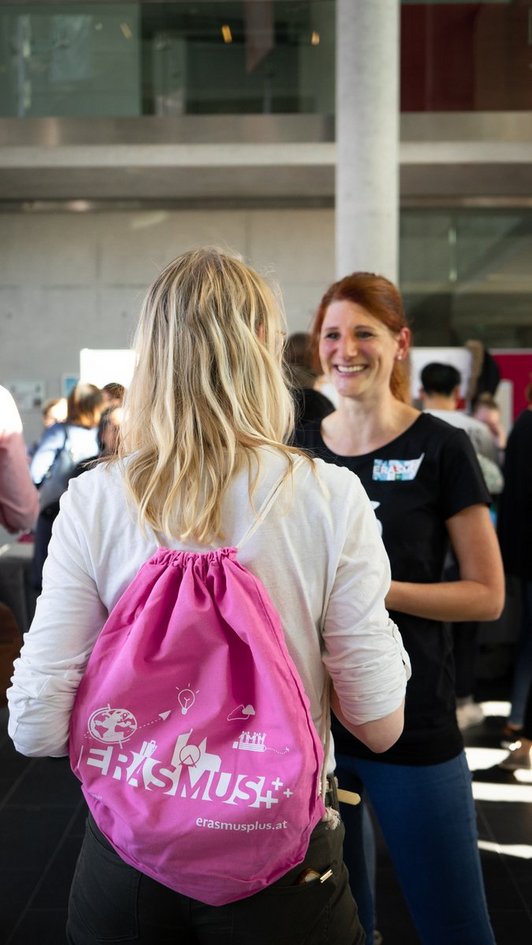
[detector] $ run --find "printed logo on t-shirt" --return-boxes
[372,454,425,482]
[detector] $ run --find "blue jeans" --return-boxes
[337,751,495,945]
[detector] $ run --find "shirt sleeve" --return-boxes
[0,388,39,532]
[320,468,411,726]
[438,427,491,521]
[7,485,108,756]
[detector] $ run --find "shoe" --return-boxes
[456,699,484,731]
[500,724,523,749]
[499,738,532,771]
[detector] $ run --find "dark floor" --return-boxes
[1,694,532,945]
[372,698,532,945]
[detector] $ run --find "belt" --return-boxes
[325,775,361,808]
[324,775,339,810]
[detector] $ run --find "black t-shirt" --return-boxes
[292,387,335,426]
[295,413,490,765]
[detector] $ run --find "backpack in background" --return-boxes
[69,465,326,906]
[32,423,76,592]
[37,425,76,512]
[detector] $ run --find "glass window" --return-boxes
[400,208,532,348]
[2,2,530,117]
[0,2,336,118]
[142,1,334,116]
[0,3,141,117]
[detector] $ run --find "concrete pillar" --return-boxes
[336,0,400,281]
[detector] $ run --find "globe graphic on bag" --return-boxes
[88,706,138,744]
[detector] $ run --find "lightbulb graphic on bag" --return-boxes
[176,684,198,715]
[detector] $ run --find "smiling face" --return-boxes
[319,300,409,401]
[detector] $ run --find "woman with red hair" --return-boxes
[296,272,504,945]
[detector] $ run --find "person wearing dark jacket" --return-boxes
[31,383,104,590]
[284,332,334,425]
[495,384,532,767]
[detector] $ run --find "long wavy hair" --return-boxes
[118,248,299,544]
[309,272,412,404]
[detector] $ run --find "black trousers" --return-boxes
[66,814,364,945]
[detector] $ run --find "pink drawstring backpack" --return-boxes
[69,466,326,906]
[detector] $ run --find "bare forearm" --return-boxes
[386,578,503,623]
[331,690,405,753]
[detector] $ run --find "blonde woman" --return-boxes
[8,249,409,945]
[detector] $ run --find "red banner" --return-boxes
[492,350,532,420]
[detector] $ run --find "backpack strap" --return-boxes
[236,457,344,813]
[235,455,305,551]
[321,682,361,810]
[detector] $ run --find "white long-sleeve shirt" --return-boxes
[8,448,409,770]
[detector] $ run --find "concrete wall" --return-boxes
[0,206,335,444]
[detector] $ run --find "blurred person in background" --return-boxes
[42,397,68,428]
[28,397,68,460]
[0,384,39,705]
[419,362,504,730]
[98,405,124,457]
[284,332,334,425]
[70,405,125,479]
[472,393,507,463]
[31,383,104,490]
[420,363,501,470]
[0,385,39,535]
[495,379,532,755]
[31,383,104,591]
[101,382,126,409]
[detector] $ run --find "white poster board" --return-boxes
[79,349,136,390]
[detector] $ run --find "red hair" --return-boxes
[310,272,411,404]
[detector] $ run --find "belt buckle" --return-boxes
[325,775,339,810]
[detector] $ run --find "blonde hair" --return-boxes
[119,248,300,544]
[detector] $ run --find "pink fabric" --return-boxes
[69,547,325,906]
[0,386,39,532]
